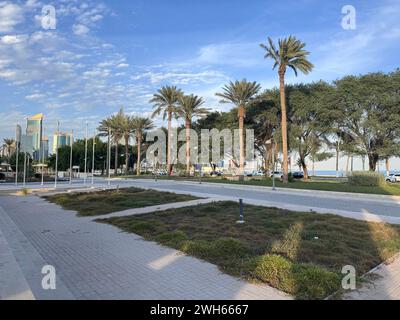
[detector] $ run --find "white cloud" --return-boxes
[0,34,28,44]
[72,24,90,36]
[116,63,129,68]
[0,2,24,32]
[25,93,46,100]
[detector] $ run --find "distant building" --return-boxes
[26,113,43,161]
[41,136,49,160]
[53,132,72,154]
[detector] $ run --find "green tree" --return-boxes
[260,36,314,182]
[177,94,209,175]
[216,79,261,179]
[334,71,400,171]
[131,117,155,175]
[150,86,182,175]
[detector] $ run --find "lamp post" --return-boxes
[107,127,111,186]
[92,130,96,185]
[54,121,59,189]
[84,122,88,185]
[15,124,19,186]
[69,130,73,185]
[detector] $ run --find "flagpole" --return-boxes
[15,124,19,186]
[41,128,45,187]
[108,127,111,186]
[84,122,88,185]
[54,121,59,189]
[23,118,27,187]
[69,130,73,185]
[92,130,96,185]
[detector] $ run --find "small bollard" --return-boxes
[236,198,245,224]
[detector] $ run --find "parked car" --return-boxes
[252,170,265,176]
[270,171,283,179]
[386,173,400,183]
[209,170,223,176]
[292,171,304,179]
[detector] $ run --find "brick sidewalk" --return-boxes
[0,195,290,300]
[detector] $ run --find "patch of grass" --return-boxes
[45,187,198,216]
[99,201,400,299]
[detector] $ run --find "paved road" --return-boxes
[124,179,400,220]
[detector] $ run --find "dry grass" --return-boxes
[99,201,400,299]
[45,187,199,216]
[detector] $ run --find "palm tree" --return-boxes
[131,117,155,175]
[98,110,124,175]
[216,79,261,179]
[177,94,209,175]
[3,138,15,158]
[260,36,314,183]
[150,86,182,175]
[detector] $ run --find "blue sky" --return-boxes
[0,0,399,169]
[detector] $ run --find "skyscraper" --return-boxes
[53,132,72,154]
[26,113,43,161]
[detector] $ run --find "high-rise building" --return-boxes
[53,132,72,154]
[26,113,43,161]
[41,136,49,160]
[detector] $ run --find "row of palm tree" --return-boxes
[150,87,209,175]
[97,35,313,181]
[98,109,154,175]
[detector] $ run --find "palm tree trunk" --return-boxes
[124,135,129,174]
[167,111,172,175]
[186,118,191,175]
[279,70,289,183]
[335,141,340,177]
[238,105,245,181]
[136,133,141,176]
[386,157,390,176]
[114,142,118,175]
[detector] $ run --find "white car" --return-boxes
[270,171,283,179]
[386,173,400,183]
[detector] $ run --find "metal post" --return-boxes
[272,141,276,191]
[69,130,73,185]
[55,121,59,189]
[15,124,19,186]
[84,122,88,185]
[107,127,111,186]
[41,133,45,187]
[23,118,27,187]
[199,164,202,184]
[92,131,96,185]
[236,199,245,224]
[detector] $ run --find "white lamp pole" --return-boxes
[54,121,59,189]
[15,124,19,186]
[107,127,111,186]
[92,130,96,185]
[69,130,73,185]
[84,122,88,185]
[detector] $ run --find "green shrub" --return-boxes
[129,221,156,233]
[251,254,296,292]
[250,254,341,299]
[348,171,385,186]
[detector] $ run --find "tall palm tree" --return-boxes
[260,36,314,183]
[150,86,182,175]
[3,138,15,158]
[177,94,209,175]
[98,110,124,175]
[216,79,261,179]
[131,117,155,175]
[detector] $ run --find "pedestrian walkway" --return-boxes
[0,195,290,300]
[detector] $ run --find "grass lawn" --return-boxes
[99,201,400,299]
[45,187,199,216]
[124,175,400,196]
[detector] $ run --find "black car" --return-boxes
[292,172,304,179]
